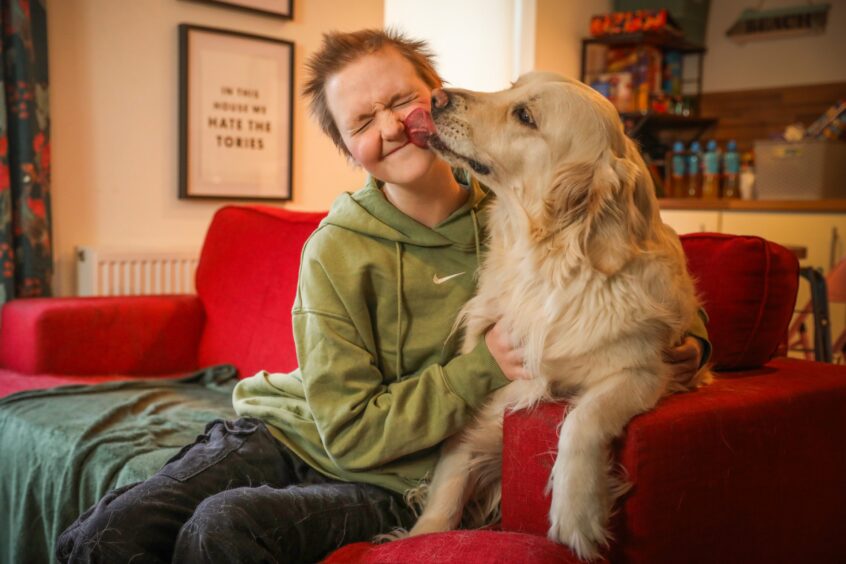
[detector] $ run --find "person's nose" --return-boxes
[377,109,405,141]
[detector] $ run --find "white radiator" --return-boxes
[76,247,200,296]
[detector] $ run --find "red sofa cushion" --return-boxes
[322,531,586,564]
[680,233,799,370]
[501,357,846,562]
[195,206,325,378]
[0,296,204,375]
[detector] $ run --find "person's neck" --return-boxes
[382,161,469,228]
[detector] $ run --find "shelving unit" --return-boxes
[580,31,706,98]
[580,32,717,192]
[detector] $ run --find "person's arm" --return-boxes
[664,308,711,384]
[689,307,711,365]
[295,258,510,473]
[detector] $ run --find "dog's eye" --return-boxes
[513,105,536,128]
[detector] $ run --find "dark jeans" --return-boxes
[56,418,414,563]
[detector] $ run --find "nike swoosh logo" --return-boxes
[433,272,466,285]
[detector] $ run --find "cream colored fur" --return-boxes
[406,72,711,560]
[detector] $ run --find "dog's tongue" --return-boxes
[403,108,436,148]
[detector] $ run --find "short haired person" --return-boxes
[57,29,708,563]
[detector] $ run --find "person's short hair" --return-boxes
[303,28,443,157]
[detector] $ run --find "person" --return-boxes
[56,29,708,563]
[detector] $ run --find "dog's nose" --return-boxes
[431,89,450,116]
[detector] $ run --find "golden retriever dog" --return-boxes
[407,72,711,560]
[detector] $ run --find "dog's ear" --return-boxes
[584,138,662,275]
[538,161,595,244]
[539,157,631,276]
[540,142,658,277]
[614,137,659,238]
[582,153,637,276]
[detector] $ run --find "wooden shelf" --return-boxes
[582,32,705,54]
[622,113,717,141]
[658,199,846,212]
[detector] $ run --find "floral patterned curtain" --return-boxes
[0,0,51,304]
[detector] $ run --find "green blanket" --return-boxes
[0,366,238,564]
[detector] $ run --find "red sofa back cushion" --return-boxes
[680,233,799,370]
[195,206,325,378]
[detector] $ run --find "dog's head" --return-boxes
[430,72,659,275]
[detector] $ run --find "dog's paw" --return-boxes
[407,516,453,537]
[547,464,612,560]
[547,505,609,561]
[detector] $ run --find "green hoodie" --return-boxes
[233,172,510,494]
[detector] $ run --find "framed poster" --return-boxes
[188,0,292,20]
[179,24,294,201]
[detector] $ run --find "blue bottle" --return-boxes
[702,140,721,199]
[686,141,703,198]
[669,141,687,198]
[722,140,741,198]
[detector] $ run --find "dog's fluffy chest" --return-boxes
[475,240,679,386]
[491,256,639,345]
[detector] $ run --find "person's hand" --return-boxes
[663,336,703,388]
[485,320,531,381]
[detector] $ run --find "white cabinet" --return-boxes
[660,210,721,235]
[719,212,845,274]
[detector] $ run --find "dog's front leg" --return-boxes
[408,431,476,536]
[547,366,666,560]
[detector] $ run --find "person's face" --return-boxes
[325,47,438,186]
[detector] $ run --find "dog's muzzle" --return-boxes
[429,89,492,176]
[431,88,450,117]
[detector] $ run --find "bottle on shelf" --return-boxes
[701,139,721,199]
[667,140,687,198]
[722,140,741,199]
[740,150,756,200]
[685,141,703,198]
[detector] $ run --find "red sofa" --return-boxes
[2,205,845,563]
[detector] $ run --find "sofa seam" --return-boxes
[736,237,771,364]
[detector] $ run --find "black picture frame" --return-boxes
[179,24,294,201]
[187,0,293,20]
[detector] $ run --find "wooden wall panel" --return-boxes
[699,82,846,152]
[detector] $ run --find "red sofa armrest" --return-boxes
[0,296,205,375]
[501,359,846,561]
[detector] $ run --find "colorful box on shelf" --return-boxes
[589,9,682,37]
[590,46,663,114]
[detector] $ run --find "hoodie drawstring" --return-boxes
[471,208,481,269]
[395,242,404,379]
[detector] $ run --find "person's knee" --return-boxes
[56,483,147,563]
[174,490,260,561]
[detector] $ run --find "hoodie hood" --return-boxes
[320,169,490,252]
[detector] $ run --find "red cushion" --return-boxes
[322,531,586,564]
[502,358,846,562]
[681,233,799,370]
[195,206,325,378]
[0,296,204,375]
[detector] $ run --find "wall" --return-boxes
[384,0,532,92]
[48,0,381,296]
[534,0,610,79]
[703,0,846,92]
